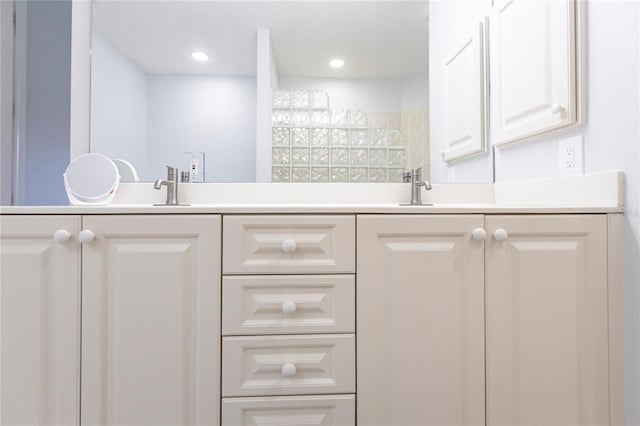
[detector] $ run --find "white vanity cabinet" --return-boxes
[0,215,81,426]
[485,215,609,425]
[490,0,581,145]
[80,215,221,426]
[221,215,357,425]
[357,215,486,426]
[0,214,221,426]
[357,213,617,426]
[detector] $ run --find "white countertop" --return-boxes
[0,203,623,215]
[0,172,624,215]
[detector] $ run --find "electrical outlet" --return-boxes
[183,152,205,182]
[558,135,584,176]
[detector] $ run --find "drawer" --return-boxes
[223,215,355,274]
[222,394,355,425]
[222,334,355,397]
[222,275,355,336]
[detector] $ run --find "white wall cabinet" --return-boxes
[81,215,221,426]
[0,215,81,426]
[491,0,581,145]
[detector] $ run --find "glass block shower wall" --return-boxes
[271,89,429,183]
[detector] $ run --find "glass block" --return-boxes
[331,167,349,183]
[331,109,350,128]
[291,128,310,146]
[311,147,329,165]
[351,109,368,128]
[389,168,405,183]
[272,147,290,165]
[350,148,368,166]
[291,90,309,108]
[388,129,404,146]
[369,129,388,146]
[272,109,290,127]
[311,167,330,182]
[291,167,310,182]
[331,148,349,166]
[311,128,330,146]
[272,90,290,108]
[350,167,368,183]
[292,147,310,165]
[331,129,349,146]
[350,129,368,146]
[272,166,290,182]
[369,167,388,183]
[388,148,406,167]
[272,127,290,146]
[311,110,330,127]
[291,109,311,127]
[310,91,329,109]
[369,148,387,166]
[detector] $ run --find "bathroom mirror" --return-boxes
[89,0,494,183]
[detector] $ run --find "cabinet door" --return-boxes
[0,215,81,425]
[486,215,609,425]
[81,215,221,426]
[357,215,485,426]
[491,0,578,145]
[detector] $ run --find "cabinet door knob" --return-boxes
[494,229,509,241]
[281,239,297,254]
[53,229,71,244]
[551,104,563,114]
[282,301,297,315]
[79,229,96,244]
[472,228,487,241]
[281,363,297,377]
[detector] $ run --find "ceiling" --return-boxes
[92,0,429,79]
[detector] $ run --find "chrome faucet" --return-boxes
[154,166,182,205]
[407,167,432,205]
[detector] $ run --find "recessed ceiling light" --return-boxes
[192,51,209,62]
[329,58,345,68]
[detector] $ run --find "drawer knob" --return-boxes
[281,239,297,254]
[282,301,297,315]
[281,363,297,377]
[53,229,71,244]
[472,228,487,241]
[79,229,96,244]
[494,228,509,242]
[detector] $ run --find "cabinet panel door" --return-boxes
[0,215,81,426]
[357,215,485,426]
[491,0,577,145]
[486,215,609,426]
[81,215,221,426]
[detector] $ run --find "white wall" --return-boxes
[90,32,149,179]
[429,0,493,184]
[146,75,257,183]
[280,74,428,112]
[0,0,14,205]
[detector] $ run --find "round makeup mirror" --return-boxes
[64,153,120,205]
